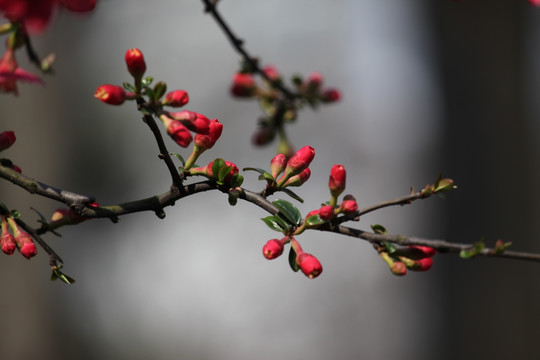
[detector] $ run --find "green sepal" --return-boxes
[280,188,304,203]
[272,199,302,226]
[123,82,136,93]
[460,241,485,259]
[229,174,244,188]
[383,242,397,254]
[288,247,300,272]
[305,214,325,227]
[261,215,285,232]
[371,224,387,235]
[171,152,186,166]
[9,209,21,220]
[141,76,154,88]
[211,158,226,178]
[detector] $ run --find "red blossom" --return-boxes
[194,119,223,150]
[0,130,15,151]
[0,48,44,95]
[94,84,126,105]
[340,195,358,214]
[297,252,323,279]
[408,257,433,272]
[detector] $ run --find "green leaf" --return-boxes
[288,247,300,272]
[123,82,136,93]
[261,216,285,232]
[9,209,21,220]
[217,165,233,184]
[273,199,302,226]
[280,188,304,203]
[460,241,485,259]
[272,214,292,232]
[144,87,155,100]
[50,266,76,285]
[243,167,271,177]
[383,242,397,254]
[171,152,185,166]
[229,174,244,188]
[141,76,154,87]
[153,81,167,101]
[305,214,325,226]
[371,224,387,235]
[211,158,226,178]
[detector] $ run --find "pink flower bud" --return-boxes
[305,209,320,219]
[321,89,341,103]
[251,126,276,146]
[0,131,15,151]
[206,160,239,182]
[262,239,284,260]
[230,73,256,97]
[319,205,334,221]
[125,48,146,79]
[162,90,189,107]
[340,195,358,214]
[270,153,287,179]
[296,252,323,279]
[94,84,126,105]
[306,72,323,88]
[194,119,223,150]
[1,219,16,255]
[285,145,315,176]
[282,168,311,187]
[263,65,280,81]
[408,245,437,259]
[168,110,210,134]
[10,164,21,173]
[167,121,192,148]
[328,164,346,198]
[391,261,407,276]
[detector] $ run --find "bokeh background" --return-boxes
[1,1,539,359]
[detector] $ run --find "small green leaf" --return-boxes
[229,174,244,188]
[280,188,304,203]
[460,241,485,259]
[123,82,136,92]
[153,81,167,101]
[171,152,186,166]
[305,214,325,226]
[492,239,512,255]
[371,224,387,235]
[217,165,233,184]
[288,247,300,272]
[211,158,226,178]
[261,216,285,232]
[144,87,155,100]
[272,214,292,232]
[50,266,76,285]
[9,209,21,220]
[383,242,397,254]
[141,76,154,87]
[273,199,302,226]
[243,167,270,176]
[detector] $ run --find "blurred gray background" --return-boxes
[1,1,539,359]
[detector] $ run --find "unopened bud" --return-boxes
[296,252,323,279]
[319,205,334,221]
[161,115,192,148]
[125,48,146,80]
[94,84,126,105]
[339,195,358,214]
[328,164,346,198]
[162,90,189,107]
[391,261,407,276]
[270,153,287,179]
[168,110,210,135]
[262,238,284,260]
[282,168,311,187]
[284,145,315,176]
[230,73,256,97]
[0,131,15,151]
[252,126,276,146]
[262,65,280,81]
[1,218,16,255]
[321,89,341,103]
[194,119,223,150]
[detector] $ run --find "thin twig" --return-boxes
[16,218,63,263]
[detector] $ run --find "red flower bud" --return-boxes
[10,164,21,173]
[408,257,433,272]
[297,252,323,279]
[270,153,287,179]
[263,65,280,81]
[0,131,15,151]
[321,89,341,103]
[1,218,16,255]
[168,110,210,134]
[285,145,315,176]
[328,164,346,198]
[230,73,256,97]
[160,116,193,148]
[194,119,223,150]
[306,72,323,89]
[206,160,239,182]
[125,48,146,79]
[251,126,276,146]
[94,84,126,105]
[339,195,358,214]
[319,205,334,220]
[407,245,437,259]
[162,90,189,107]
[305,209,320,219]
[262,238,284,260]
[282,167,311,187]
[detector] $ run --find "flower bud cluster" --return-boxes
[261,236,322,279]
[380,244,436,276]
[273,146,315,188]
[1,216,37,259]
